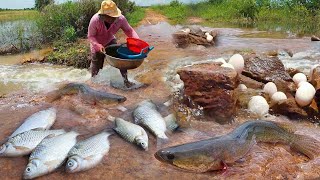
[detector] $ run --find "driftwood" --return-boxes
[173,30,218,48]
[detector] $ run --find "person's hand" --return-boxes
[100,46,106,54]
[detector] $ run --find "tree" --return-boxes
[35,0,54,11]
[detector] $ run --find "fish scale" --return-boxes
[133,101,167,139]
[113,118,148,150]
[10,107,57,138]
[68,132,111,158]
[30,132,78,162]
[0,129,65,157]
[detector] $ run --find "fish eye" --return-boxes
[26,167,31,172]
[68,161,74,167]
[167,153,175,160]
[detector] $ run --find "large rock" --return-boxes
[311,35,320,41]
[271,98,308,119]
[311,66,320,109]
[239,74,264,89]
[242,55,295,93]
[178,63,239,123]
[173,29,217,48]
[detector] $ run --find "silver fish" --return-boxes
[66,132,112,173]
[0,129,65,157]
[164,114,179,132]
[23,131,78,179]
[10,107,57,138]
[113,118,148,150]
[133,100,168,139]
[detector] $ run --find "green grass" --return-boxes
[126,7,146,27]
[0,10,39,22]
[151,1,320,35]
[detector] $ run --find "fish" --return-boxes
[154,120,320,173]
[0,129,65,157]
[23,131,78,179]
[45,83,86,102]
[164,114,179,132]
[113,118,148,151]
[133,100,168,139]
[46,82,127,106]
[10,107,57,138]
[66,131,112,173]
[79,85,127,106]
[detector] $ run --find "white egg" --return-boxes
[271,92,287,103]
[309,64,319,81]
[295,84,316,107]
[248,96,269,117]
[205,32,209,36]
[216,58,226,64]
[206,34,213,42]
[228,54,244,74]
[263,82,277,96]
[298,82,316,94]
[221,63,235,69]
[238,84,247,91]
[185,28,190,34]
[293,73,307,85]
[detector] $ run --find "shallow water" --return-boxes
[0,21,320,179]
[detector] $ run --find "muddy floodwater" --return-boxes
[1,21,320,179]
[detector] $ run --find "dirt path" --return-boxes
[138,8,168,26]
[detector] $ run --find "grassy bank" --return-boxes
[152,0,320,35]
[0,10,39,22]
[1,0,145,68]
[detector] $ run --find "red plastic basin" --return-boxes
[126,38,149,54]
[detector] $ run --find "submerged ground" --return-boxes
[0,10,320,179]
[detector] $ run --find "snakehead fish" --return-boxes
[155,120,320,173]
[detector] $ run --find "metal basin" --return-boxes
[105,45,144,70]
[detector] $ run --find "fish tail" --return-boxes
[164,114,179,132]
[290,134,320,159]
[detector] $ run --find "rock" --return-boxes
[178,63,239,123]
[173,28,217,48]
[311,66,320,108]
[235,88,262,108]
[242,55,292,83]
[286,68,301,78]
[311,35,320,41]
[239,74,264,89]
[271,98,308,119]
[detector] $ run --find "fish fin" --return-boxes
[164,114,179,132]
[30,128,46,131]
[104,128,115,136]
[163,99,173,107]
[290,134,320,159]
[44,134,57,139]
[274,122,297,133]
[14,146,30,151]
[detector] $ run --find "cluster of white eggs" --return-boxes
[247,65,319,117]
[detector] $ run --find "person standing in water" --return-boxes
[88,0,139,87]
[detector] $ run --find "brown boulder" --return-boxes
[239,74,264,89]
[242,55,295,94]
[311,66,320,108]
[271,98,308,119]
[172,29,217,48]
[178,63,239,123]
[286,68,301,78]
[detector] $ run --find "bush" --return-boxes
[62,26,77,42]
[35,0,54,11]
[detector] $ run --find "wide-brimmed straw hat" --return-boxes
[98,0,122,17]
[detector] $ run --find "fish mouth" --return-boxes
[118,96,127,103]
[154,151,166,163]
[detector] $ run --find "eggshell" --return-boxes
[216,58,226,64]
[295,84,316,107]
[293,73,307,85]
[238,84,247,91]
[248,96,269,117]
[263,82,277,97]
[228,54,244,74]
[221,63,235,69]
[271,92,287,103]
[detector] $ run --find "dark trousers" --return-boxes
[90,39,117,77]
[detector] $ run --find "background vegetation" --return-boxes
[152,0,320,35]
